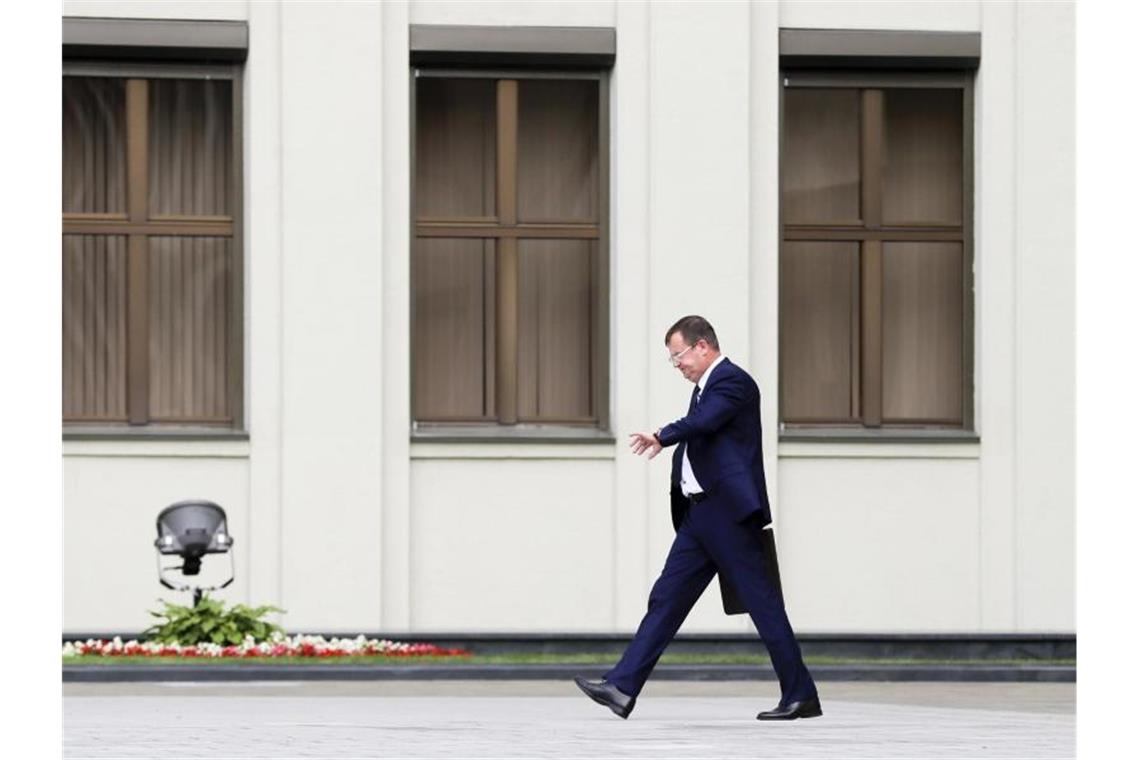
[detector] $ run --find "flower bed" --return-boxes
[63,634,470,659]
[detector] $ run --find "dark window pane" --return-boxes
[62,235,128,421]
[783,89,861,224]
[148,237,232,423]
[883,89,962,224]
[780,241,859,422]
[413,238,494,420]
[882,242,963,422]
[517,239,593,421]
[517,79,598,222]
[62,78,127,214]
[415,78,496,219]
[148,79,233,217]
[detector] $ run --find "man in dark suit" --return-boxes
[574,315,820,721]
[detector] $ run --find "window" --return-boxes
[62,66,242,428]
[411,71,608,429]
[779,71,974,431]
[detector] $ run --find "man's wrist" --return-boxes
[653,429,662,445]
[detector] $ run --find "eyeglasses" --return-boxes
[667,344,694,366]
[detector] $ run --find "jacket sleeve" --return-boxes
[656,373,754,448]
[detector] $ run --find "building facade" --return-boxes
[62,0,1074,637]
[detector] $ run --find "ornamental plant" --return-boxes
[143,594,285,646]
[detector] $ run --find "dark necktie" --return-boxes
[681,386,701,482]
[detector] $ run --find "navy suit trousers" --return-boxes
[604,497,817,704]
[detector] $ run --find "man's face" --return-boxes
[666,332,714,383]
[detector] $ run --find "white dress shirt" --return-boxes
[680,354,727,496]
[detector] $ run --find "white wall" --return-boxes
[62,0,1075,635]
[63,0,247,21]
[379,0,414,635]
[409,458,615,631]
[779,0,980,31]
[976,0,1019,632]
[778,456,981,632]
[1012,0,1075,631]
[277,0,385,632]
[245,0,284,624]
[63,444,250,631]
[409,0,613,27]
[610,0,655,632]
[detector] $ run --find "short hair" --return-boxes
[665,315,720,351]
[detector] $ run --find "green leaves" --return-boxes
[143,594,285,646]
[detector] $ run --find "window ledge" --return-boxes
[779,427,978,443]
[778,428,979,460]
[64,426,248,441]
[63,427,250,458]
[411,424,616,459]
[411,424,614,444]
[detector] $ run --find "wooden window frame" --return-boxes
[62,61,244,436]
[778,70,976,440]
[410,67,611,440]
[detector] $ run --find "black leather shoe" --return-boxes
[573,676,636,719]
[756,695,822,720]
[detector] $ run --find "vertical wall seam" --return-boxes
[975,8,987,633]
[1011,1,1021,632]
[642,0,654,602]
[746,0,754,374]
[377,0,386,631]
[379,0,411,632]
[746,0,758,636]
[275,0,287,615]
[609,0,621,636]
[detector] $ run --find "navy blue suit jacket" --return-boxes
[656,357,773,614]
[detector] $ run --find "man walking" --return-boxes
[574,315,820,720]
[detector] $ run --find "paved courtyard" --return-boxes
[64,680,1074,758]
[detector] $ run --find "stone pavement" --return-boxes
[63,680,1074,758]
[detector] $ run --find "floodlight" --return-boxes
[154,500,235,605]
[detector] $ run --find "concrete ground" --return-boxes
[64,680,1074,758]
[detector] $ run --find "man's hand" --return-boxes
[628,431,663,459]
